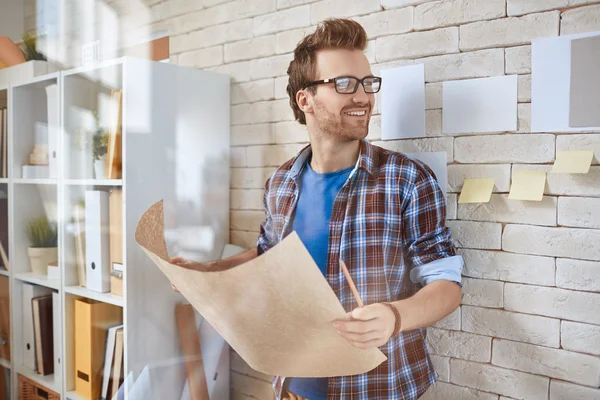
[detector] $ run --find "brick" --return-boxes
[171,19,254,54]
[231,210,265,231]
[517,165,600,197]
[460,11,559,51]
[504,283,600,324]
[432,306,460,330]
[425,83,442,110]
[354,8,413,39]
[518,74,531,102]
[254,5,310,36]
[382,0,436,8]
[425,109,442,137]
[446,193,457,219]
[231,123,275,146]
[429,355,450,382]
[557,134,600,165]
[376,27,459,62]
[231,189,265,210]
[178,46,223,68]
[561,4,600,34]
[460,249,555,286]
[367,116,381,141]
[462,305,560,347]
[509,0,599,16]
[225,36,276,63]
[364,39,376,64]
[426,328,491,362]
[373,137,454,162]
[415,0,505,30]
[151,0,204,20]
[450,359,549,400]
[421,381,498,400]
[209,60,253,83]
[275,26,313,54]
[503,224,600,262]
[446,221,502,250]
[461,278,503,308]
[246,143,305,167]
[277,0,317,9]
[556,258,600,292]
[232,79,276,105]
[505,45,531,74]
[448,164,511,193]
[492,339,600,387]
[559,197,600,229]
[232,99,294,125]
[562,321,600,357]
[455,134,554,164]
[231,147,247,167]
[310,0,381,25]
[274,121,308,143]
[458,194,557,226]
[516,103,531,133]
[550,379,600,400]
[250,54,294,80]
[274,77,288,99]
[421,49,505,82]
[231,167,275,189]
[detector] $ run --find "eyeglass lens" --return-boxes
[336,77,381,93]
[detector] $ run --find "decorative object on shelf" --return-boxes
[25,215,58,275]
[0,36,26,68]
[18,374,60,400]
[91,111,109,179]
[19,31,47,62]
[106,89,122,179]
[47,262,59,280]
[22,122,50,179]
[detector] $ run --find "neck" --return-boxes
[308,136,361,174]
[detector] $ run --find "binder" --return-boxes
[22,283,52,371]
[45,84,59,178]
[52,292,62,385]
[109,190,123,296]
[109,328,124,398]
[0,277,9,361]
[32,295,53,375]
[75,298,122,400]
[100,324,123,400]
[85,190,111,292]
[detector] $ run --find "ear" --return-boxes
[296,89,313,115]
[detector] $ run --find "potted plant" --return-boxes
[26,215,57,275]
[91,111,109,179]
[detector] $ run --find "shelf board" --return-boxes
[17,365,60,394]
[0,358,9,369]
[15,272,60,290]
[66,391,88,400]
[13,178,57,185]
[0,178,8,184]
[0,268,8,277]
[64,179,123,186]
[65,285,124,307]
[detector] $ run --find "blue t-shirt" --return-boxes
[286,159,353,400]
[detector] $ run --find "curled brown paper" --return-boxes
[135,200,386,377]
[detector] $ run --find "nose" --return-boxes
[352,83,370,105]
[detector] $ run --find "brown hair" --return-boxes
[286,19,369,125]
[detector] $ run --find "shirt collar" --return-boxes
[290,139,377,179]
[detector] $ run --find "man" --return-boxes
[172,18,463,400]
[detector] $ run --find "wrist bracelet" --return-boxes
[383,302,402,337]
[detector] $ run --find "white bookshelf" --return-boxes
[2,57,230,400]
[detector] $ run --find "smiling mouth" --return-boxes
[344,110,368,116]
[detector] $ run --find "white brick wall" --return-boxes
[127,1,600,398]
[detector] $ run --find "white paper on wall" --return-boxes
[531,31,600,132]
[569,35,600,128]
[381,64,426,140]
[442,75,518,134]
[405,151,447,196]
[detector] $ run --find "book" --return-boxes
[32,295,54,375]
[110,328,124,398]
[100,324,123,400]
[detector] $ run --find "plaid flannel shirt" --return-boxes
[257,139,459,400]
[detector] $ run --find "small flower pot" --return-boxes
[28,247,58,275]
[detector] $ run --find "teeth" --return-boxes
[345,111,366,116]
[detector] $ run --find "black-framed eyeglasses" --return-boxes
[302,75,382,94]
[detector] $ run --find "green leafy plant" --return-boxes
[20,31,46,61]
[91,111,109,160]
[26,215,57,248]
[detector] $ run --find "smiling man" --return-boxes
[171,18,463,400]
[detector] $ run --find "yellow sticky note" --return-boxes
[551,151,594,173]
[458,178,495,204]
[508,170,546,201]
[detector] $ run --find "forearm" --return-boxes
[391,280,462,332]
[203,247,258,270]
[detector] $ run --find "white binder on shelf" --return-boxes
[52,292,62,385]
[45,84,59,178]
[85,190,111,293]
[22,283,52,371]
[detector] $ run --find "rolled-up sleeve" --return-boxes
[402,161,463,286]
[257,177,274,256]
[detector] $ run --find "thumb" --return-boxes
[351,305,377,321]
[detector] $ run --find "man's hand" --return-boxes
[332,303,396,349]
[169,256,203,292]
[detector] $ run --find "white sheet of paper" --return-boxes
[531,31,600,132]
[405,151,447,196]
[381,64,426,140]
[442,75,518,134]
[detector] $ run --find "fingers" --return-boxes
[351,304,381,321]
[333,319,378,335]
[170,256,185,265]
[171,282,180,292]
[338,329,383,343]
[348,337,385,349]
